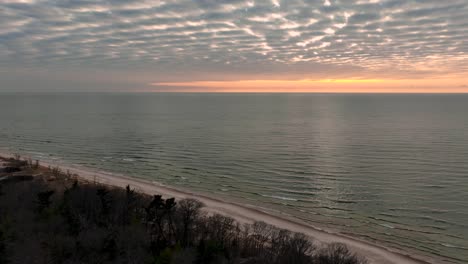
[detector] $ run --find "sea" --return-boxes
[0,93,467,263]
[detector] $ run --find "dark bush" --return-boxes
[36,190,55,215]
[0,229,8,264]
[316,243,368,264]
[0,175,34,184]
[1,167,21,173]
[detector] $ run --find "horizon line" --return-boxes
[2,91,468,94]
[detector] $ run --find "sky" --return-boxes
[0,0,467,93]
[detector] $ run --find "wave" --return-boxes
[260,194,299,201]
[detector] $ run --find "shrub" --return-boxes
[36,190,55,215]
[51,166,62,177]
[0,229,8,264]
[315,243,368,264]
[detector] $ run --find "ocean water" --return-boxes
[0,93,467,263]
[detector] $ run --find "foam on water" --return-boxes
[261,194,299,201]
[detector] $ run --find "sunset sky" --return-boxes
[1,0,467,92]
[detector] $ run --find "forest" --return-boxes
[0,156,367,264]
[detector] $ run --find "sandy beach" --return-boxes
[0,152,445,264]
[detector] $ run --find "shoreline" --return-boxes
[0,152,446,264]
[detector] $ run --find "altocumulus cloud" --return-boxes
[0,0,467,91]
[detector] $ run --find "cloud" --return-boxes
[0,0,467,90]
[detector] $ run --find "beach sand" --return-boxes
[0,152,445,264]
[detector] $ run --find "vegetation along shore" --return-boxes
[0,154,437,264]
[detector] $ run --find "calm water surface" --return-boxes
[0,93,467,263]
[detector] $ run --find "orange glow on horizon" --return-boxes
[151,78,468,93]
